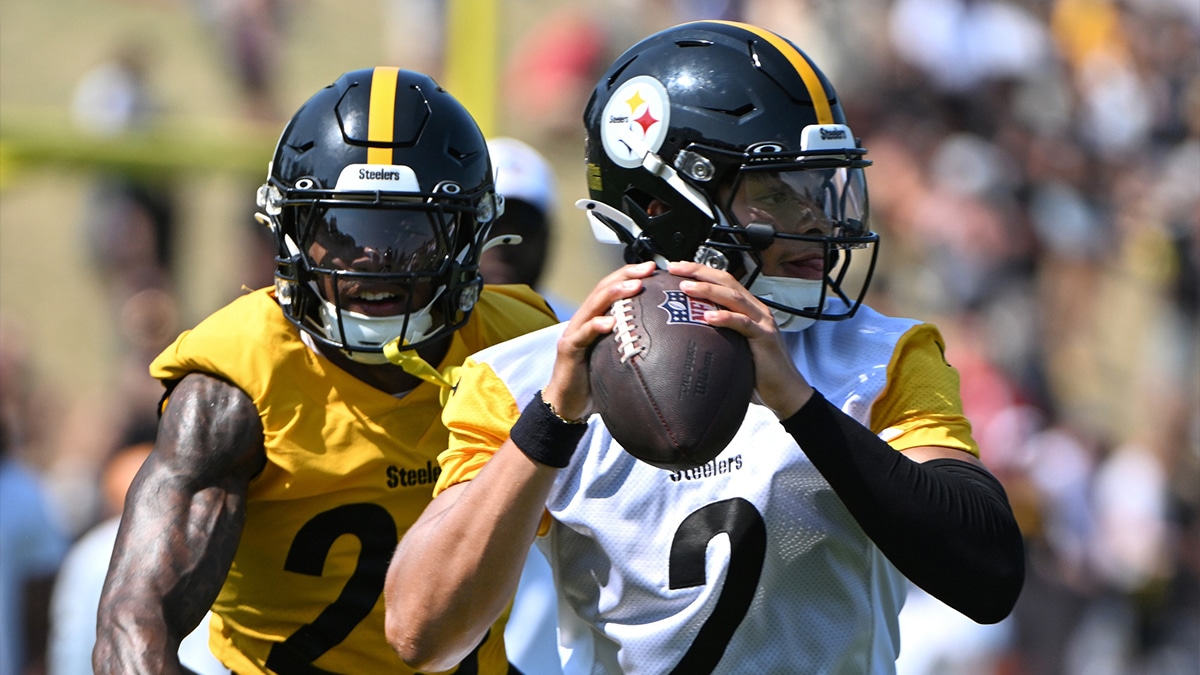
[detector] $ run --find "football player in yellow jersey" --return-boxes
[94,67,558,674]
[385,22,1026,674]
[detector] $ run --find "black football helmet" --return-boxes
[582,21,878,329]
[256,67,501,361]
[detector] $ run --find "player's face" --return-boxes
[724,171,834,281]
[304,206,447,316]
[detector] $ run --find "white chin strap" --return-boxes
[318,296,438,364]
[750,275,824,332]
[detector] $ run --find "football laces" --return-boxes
[609,298,645,363]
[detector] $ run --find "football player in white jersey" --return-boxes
[385,21,1025,675]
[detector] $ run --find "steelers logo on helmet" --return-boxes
[600,75,671,169]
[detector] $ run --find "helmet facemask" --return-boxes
[647,124,874,330]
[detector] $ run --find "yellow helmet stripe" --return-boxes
[706,20,834,124]
[368,66,400,165]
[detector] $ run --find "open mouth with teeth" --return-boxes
[339,285,415,317]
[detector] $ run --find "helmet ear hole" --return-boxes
[621,193,654,232]
[622,189,656,215]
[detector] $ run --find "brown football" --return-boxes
[588,270,755,471]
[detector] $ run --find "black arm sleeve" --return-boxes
[780,390,1025,624]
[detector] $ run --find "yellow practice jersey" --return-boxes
[150,286,556,674]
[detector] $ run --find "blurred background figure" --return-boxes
[48,442,227,675]
[482,136,575,318]
[896,582,1015,675]
[669,0,745,22]
[62,42,184,536]
[189,0,290,122]
[0,437,68,675]
[500,7,606,136]
[71,42,178,319]
[384,0,445,78]
[70,42,157,138]
[0,319,70,675]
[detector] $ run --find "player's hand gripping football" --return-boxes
[542,261,658,421]
[666,260,815,419]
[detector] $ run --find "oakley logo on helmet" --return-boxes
[601,76,671,169]
[335,164,420,192]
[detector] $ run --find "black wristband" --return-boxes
[510,391,589,468]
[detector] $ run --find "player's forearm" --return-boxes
[386,440,555,671]
[91,595,202,675]
[780,391,1025,624]
[95,413,253,675]
[94,487,242,673]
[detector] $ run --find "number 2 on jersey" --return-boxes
[667,498,767,675]
[265,503,397,674]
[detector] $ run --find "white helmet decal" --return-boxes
[601,75,671,169]
[334,164,420,191]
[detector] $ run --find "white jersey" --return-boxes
[438,305,977,674]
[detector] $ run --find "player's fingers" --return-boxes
[666,260,737,286]
[676,278,772,331]
[700,307,770,342]
[559,264,652,360]
[667,263,811,414]
[559,315,616,358]
[548,315,618,420]
[668,261,763,313]
[701,306,806,410]
[568,262,655,330]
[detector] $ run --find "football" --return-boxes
[588,270,755,471]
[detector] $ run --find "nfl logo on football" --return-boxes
[659,290,716,326]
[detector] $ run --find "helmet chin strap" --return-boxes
[318,299,437,364]
[750,275,823,332]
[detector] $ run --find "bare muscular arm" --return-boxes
[385,442,555,672]
[93,372,266,674]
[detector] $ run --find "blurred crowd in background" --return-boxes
[1,0,1196,673]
